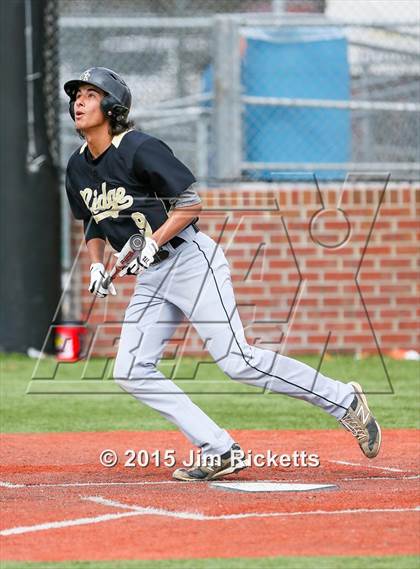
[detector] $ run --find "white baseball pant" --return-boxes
[114,226,355,456]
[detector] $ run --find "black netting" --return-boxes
[43,0,60,167]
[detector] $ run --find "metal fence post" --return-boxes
[196,116,209,182]
[213,15,241,180]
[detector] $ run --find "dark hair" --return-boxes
[77,116,136,139]
[109,116,135,135]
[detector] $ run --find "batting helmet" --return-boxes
[64,67,132,124]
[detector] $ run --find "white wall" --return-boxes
[326,0,419,23]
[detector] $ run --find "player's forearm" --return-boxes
[152,203,202,247]
[86,237,106,264]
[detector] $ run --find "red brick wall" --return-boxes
[69,182,419,359]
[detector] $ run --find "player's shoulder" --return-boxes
[114,129,166,153]
[110,129,158,164]
[65,130,170,171]
[66,141,88,170]
[115,130,176,169]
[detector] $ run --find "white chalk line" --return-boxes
[1,494,419,537]
[0,510,143,536]
[0,481,25,488]
[329,460,411,473]
[1,474,419,490]
[0,480,178,489]
[84,495,212,520]
[343,474,420,481]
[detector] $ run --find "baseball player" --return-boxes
[64,67,382,481]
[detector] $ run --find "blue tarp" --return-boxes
[204,26,350,180]
[242,27,350,179]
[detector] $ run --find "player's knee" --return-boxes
[218,344,257,380]
[219,355,249,380]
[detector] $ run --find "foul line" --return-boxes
[0,480,179,489]
[343,474,420,481]
[1,494,419,537]
[0,510,143,536]
[0,481,25,488]
[329,460,409,473]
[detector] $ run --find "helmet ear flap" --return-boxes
[100,95,115,118]
[101,95,129,123]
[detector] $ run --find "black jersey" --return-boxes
[65,130,196,251]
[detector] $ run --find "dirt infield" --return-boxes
[1,429,419,563]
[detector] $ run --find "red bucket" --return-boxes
[55,323,87,362]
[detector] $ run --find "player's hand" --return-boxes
[117,238,159,277]
[89,263,117,298]
[138,237,159,269]
[118,237,158,276]
[118,256,143,277]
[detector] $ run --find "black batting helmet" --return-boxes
[64,67,132,124]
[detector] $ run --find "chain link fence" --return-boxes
[240,20,419,179]
[57,0,419,183]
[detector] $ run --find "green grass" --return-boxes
[1,556,419,569]
[1,353,418,433]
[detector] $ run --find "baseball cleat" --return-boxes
[172,443,248,481]
[339,381,382,459]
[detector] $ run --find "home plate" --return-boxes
[211,482,338,493]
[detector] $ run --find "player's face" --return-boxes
[74,85,107,131]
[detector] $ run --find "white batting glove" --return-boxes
[89,263,117,298]
[118,237,159,277]
[117,256,143,277]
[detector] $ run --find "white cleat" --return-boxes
[340,381,382,459]
[173,444,247,481]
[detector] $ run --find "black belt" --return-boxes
[152,223,199,265]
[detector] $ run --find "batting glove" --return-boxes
[118,237,159,277]
[89,263,117,298]
[117,256,143,277]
